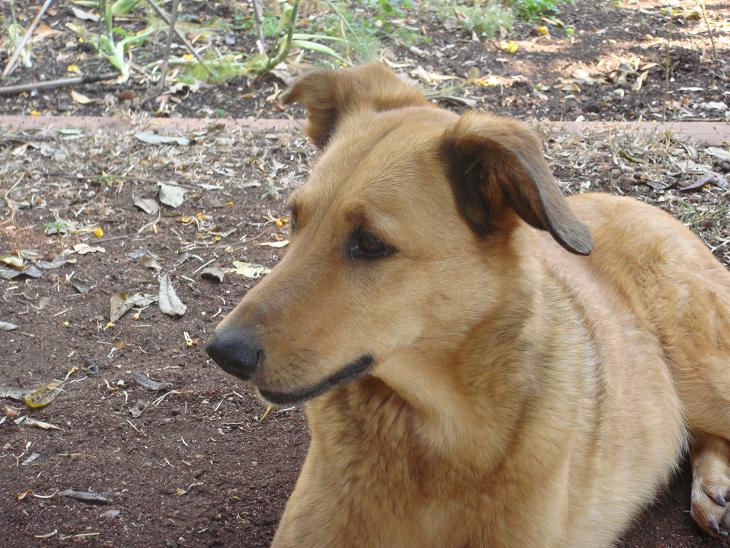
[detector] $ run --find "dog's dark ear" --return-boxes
[281,63,428,149]
[440,112,592,256]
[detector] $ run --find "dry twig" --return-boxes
[251,0,267,54]
[144,0,214,76]
[157,0,180,90]
[699,0,718,59]
[0,72,118,96]
[1,0,55,79]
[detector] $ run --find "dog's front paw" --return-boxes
[691,433,730,538]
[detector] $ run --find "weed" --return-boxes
[513,0,568,21]
[96,0,157,81]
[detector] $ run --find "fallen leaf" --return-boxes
[33,22,62,41]
[100,509,120,519]
[158,183,186,208]
[19,417,61,430]
[133,196,160,215]
[0,386,31,401]
[0,265,42,280]
[24,379,65,408]
[21,452,40,466]
[200,266,225,283]
[176,482,203,496]
[135,132,190,146]
[71,6,99,21]
[706,147,730,162]
[1,255,24,269]
[140,255,162,271]
[632,70,649,92]
[0,321,18,331]
[229,261,271,279]
[73,243,105,255]
[110,292,158,322]
[680,172,729,191]
[37,252,76,269]
[701,101,727,111]
[59,489,109,505]
[71,90,93,104]
[132,372,172,392]
[69,276,91,294]
[158,273,187,317]
[258,240,289,248]
[410,66,460,85]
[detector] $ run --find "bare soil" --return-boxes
[0,1,728,122]
[0,120,728,546]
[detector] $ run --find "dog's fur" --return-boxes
[209,64,730,547]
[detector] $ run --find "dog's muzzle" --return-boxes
[205,327,263,380]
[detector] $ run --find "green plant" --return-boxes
[457,2,514,36]
[423,1,513,38]
[96,0,156,81]
[246,0,352,75]
[513,0,566,21]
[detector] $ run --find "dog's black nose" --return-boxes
[205,327,262,380]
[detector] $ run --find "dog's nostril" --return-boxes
[205,327,263,381]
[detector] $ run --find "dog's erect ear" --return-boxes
[440,112,593,256]
[281,63,428,149]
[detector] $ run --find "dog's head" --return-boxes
[206,63,592,405]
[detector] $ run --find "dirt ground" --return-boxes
[0,119,728,546]
[0,0,729,546]
[0,0,728,122]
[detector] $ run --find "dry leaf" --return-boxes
[132,372,172,391]
[158,183,185,208]
[140,255,162,271]
[110,292,158,322]
[706,147,730,162]
[135,133,190,146]
[71,90,94,104]
[229,261,271,279]
[0,321,18,331]
[71,6,99,21]
[73,243,105,255]
[258,240,289,248]
[133,196,160,215]
[21,417,61,430]
[158,273,187,317]
[200,266,225,282]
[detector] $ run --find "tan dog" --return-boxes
[206,63,730,547]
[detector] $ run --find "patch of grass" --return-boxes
[421,1,514,38]
[513,0,569,21]
[175,54,244,84]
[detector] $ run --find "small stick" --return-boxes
[1,0,55,79]
[144,0,214,76]
[251,0,266,54]
[157,0,179,90]
[699,0,718,59]
[0,72,118,96]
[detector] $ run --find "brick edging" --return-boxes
[0,116,728,146]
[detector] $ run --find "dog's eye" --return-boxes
[348,229,395,260]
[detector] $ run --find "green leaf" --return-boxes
[290,39,352,65]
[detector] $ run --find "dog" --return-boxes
[206,63,730,547]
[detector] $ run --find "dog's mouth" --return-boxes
[258,354,374,405]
